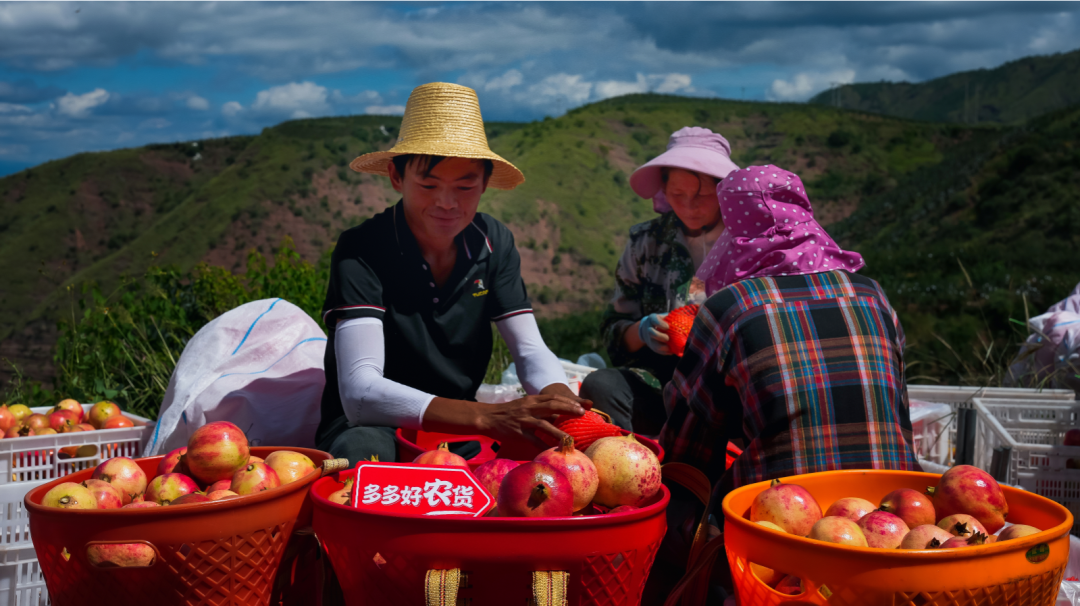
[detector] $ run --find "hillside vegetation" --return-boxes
[810,48,1080,125]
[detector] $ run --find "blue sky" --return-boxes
[1,1,1078,176]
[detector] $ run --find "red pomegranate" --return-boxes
[997,524,1041,541]
[230,461,281,495]
[157,447,187,477]
[122,502,161,509]
[497,461,574,518]
[856,511,909,549]
[171,493,212,506]
[585,434,661,508]
[775,576,803,595]
[473,459,520,502]
[533,436,599,512]
[413,442,469,467]
[82,479,124,509]
[939,531,989,549]
[1065,429,1080,447]
[86,543,156,568]
[207,490,240,501]
[206,479,232,493]
[185,421,250,484]
[52,399,85,422]
[103,415,134,429]
[936,513,987,537]
[927,465,1009,533]
[824,497,875,523]
[609,505,639,514]
[92,457,148,505]
[0,406,16,432]
[87,401,121,429]
[808,516,867,547]
[264,450,317,485]
[23,413,49,432]
[749,479,823,536]
[878,488,936,528]
[48,409,80,432]
[899,524,954,549]
[144,473,200,505]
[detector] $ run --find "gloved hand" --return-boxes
[637,313,672,356]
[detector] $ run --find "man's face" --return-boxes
[390,157,489,245]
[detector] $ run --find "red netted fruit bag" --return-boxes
[663,304,700,357]
[540,409,623,450]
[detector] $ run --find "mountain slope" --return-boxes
[809,48,1080,124]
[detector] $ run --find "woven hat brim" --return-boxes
[350,144,524,190]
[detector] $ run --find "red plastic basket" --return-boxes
[395,429,666,464]
[312,467,669,606]
[25,446,331,606]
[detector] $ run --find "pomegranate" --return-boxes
[997,524,1041,541]
[103,415,134,429]
[207,479,232,493]
[144,473,199,505]
[609,505,639,514]
[157,447,187,477]
[59,424,86,434]
[248,456,265,464]
[413,442,468,467]
[264,450,318,485]
[534,436,599,512]
[750,562,785,586]
[749,479,823,536]
[7,404,30,422]
[808,516,868,547]
[82,479,123,509]
[473,459,520,502]
[92,457,148,505]
[927,465,1008,533]
[185,421,250,484]
[88,401,122,428]
[1065,429,1080,446]
[327,479,354,505]
[76,423,95,431]
[86,543,156,568]
[208,490,240,501]
[23,413,49,432]
[824,497,876,522]
[856,511,909,549]
[899,524,955,549]
[230,461,281,495]
[37,428,57,435]
[0,406,16,432]
[497,461,574,518]
[585,434,661,508]
[755,520,785,532]
[936,514,987,538]
[775,576,803,595]
[122,502,161,509]
[5,426,32,438]
[42,482,98,509]
[48,409,79,432]
[171,493,212,506]
[939,531,989,549]
[878,488,936,528]
[52,399,84,422]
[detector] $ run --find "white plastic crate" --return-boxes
[972,398,1080,482]
[1017,471,1080,536]
[0,545,46,606]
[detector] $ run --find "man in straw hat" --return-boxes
[316,82,589,465]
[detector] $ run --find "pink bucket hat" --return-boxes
[629,127,740,213]
[695,165,865,296]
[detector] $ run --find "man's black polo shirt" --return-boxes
[316,201,532,443]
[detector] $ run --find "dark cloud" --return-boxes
[0,79,65,103]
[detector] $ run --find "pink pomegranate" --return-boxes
[4,426,29,438]
[473,459,520,502]
[775,576,803,595]
[824,497,876,522]
[756,520,785,532]
[42,482,98,509]
[927,465,1009,533]
[87,401,122,428]
[157,447,187,477]
[208,490,240,501]
[939,531,989,549]
[497,461,574,518]
[899,524,955,549]
[534,436,599,512]
[264,450,318,485]
[879,488,936,529]
[585,434,661,508]
[808,516,868,547]
[48,410,80,432]
[327,479,354,506]
[82,479,123,509]
[609,505,639,514]
[856,511,909,549]
[207,479,232,493]
[997,524,1041,541]
[92,457,148,505]
[936,514,987,537]
[230,461,281,495]
[749,479,823,536]
[122,502,161,509]
[103,415,134,429]
[86,543,156,568]
[52,399,85,422]
[170,493,212,506]
[413,442,468,467]
[248,456,264,464]
[0,406,15,432]
[23,413,49,432]
[144,473,199,505]
[185,421,250,484]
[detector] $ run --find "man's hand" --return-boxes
[478,393,588,451]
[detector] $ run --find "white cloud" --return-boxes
[527,73,592,106]
[768,69,855,101]
[0,102,31,114]
[594,73,695,100]
[55,88,110,118]
[252,81,330,119]
[365,105,405,115]
[139,118,171,130]
[221,101,243,117]
[484,69,524,92]
[186,95,209,111]
[332,89,382,105]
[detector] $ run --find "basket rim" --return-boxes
[722,469,1074,561]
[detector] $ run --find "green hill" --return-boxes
[809,48,1080,124]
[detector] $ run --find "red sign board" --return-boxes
[350,462,493,518]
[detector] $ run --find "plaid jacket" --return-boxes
[660,270,918,498]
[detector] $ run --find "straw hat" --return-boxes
[349,82,524,190]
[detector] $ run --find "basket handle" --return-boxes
[425,568,461,606]
[322,458,350,473]
[661,463,721,606]
[532,571,569,606]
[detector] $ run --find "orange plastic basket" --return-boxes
[311,466,669,606]
[25,446,331,606]
[722,470,1074,606]
[395,429,666,464]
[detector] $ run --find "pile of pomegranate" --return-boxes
[39,421,318,566]
[404,433,662,518]
[747,465,1041,594]
[0,399,137,442]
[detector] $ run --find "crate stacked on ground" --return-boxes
[0,405,154,606]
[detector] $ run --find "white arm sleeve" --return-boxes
[496,313,569,395]
[335,317,435,430]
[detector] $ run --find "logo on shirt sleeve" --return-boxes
[473,279,489,297]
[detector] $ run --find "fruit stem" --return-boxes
[437,442,450,452]
[526,483,550,510]
[926,486,936,496]
[559,435,576,454]
[770,479,782,487]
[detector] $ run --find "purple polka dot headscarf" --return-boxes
[694,165,865,296]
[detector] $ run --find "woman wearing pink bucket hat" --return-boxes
[580,127,739,435]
